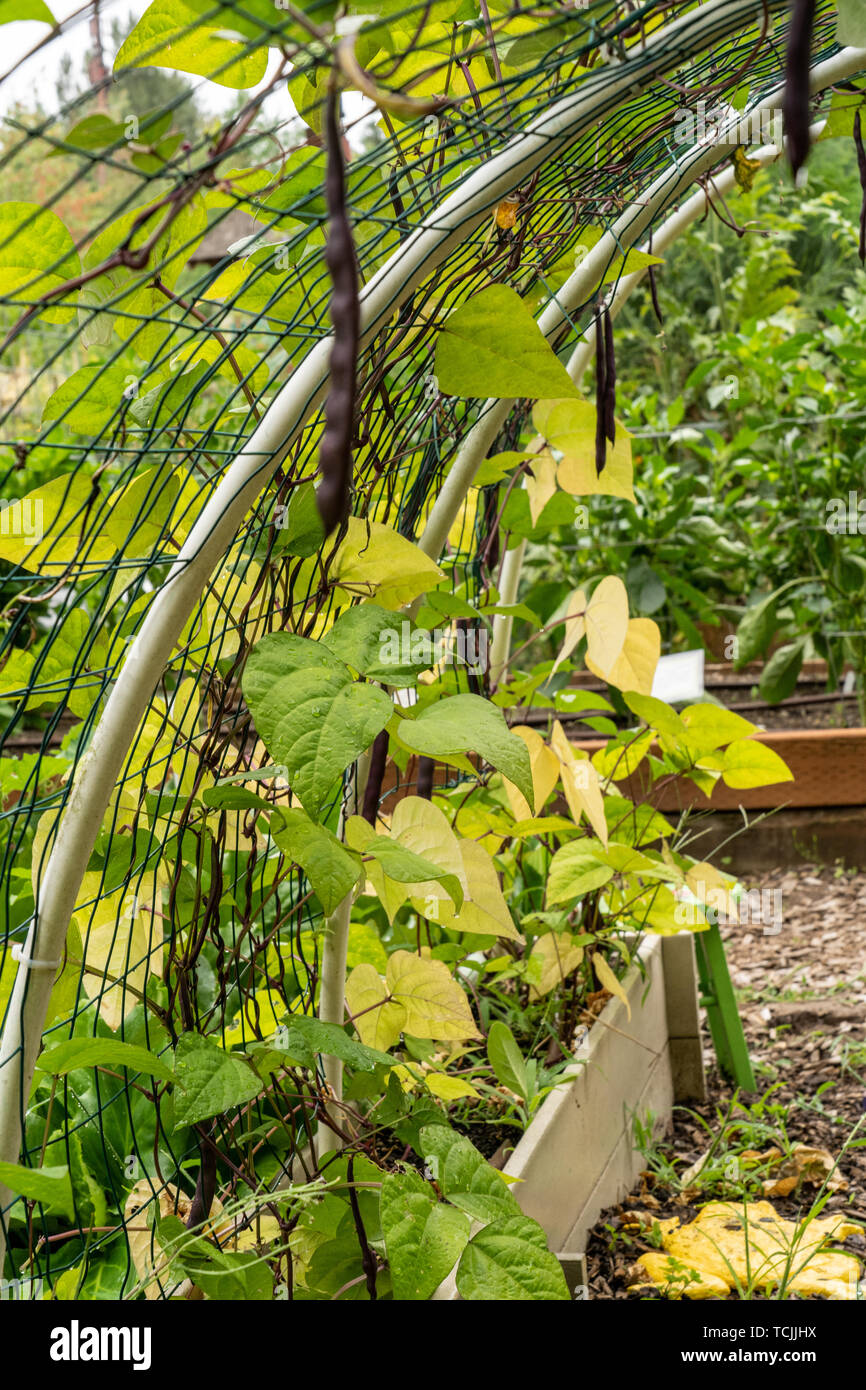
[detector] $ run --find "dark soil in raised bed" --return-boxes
[736,696,862,731]
[586,863,866,1299]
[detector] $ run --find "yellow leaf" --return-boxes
[371,796,468,923]
[527,932,584,1000]
[583,576,629,679]
[525,449,558,525]
[721,739,794,790]
[126,698,173,786]
[732,145,761,191]
[0,475,118,572]
[494,196,520,231]
[591,950,631,1020]
[533,398,635,502]
[504,725,560,818]
[386,949,480,1041]
[180,551,271,661]
[629,1201,861,1300]
[448,488,479,551]
[430,838,522,941]
[453,800,507,855]
[125,1180,192,1299]
[229,1215,283,1252]
[550,720,608,845]
[587,616,660,695]
[551,588,587,674]
[685,861,739,921]
[331,519,445,610]
[390,1063,421,1092]
[74,874,162,1031]
[425,1072,481,1100]
[591,728,654,782]
[223,988,287,1047]
[345,962,406,1052]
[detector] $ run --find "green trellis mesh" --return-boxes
[0,0,855,1296]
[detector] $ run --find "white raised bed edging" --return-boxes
[433,931,704,1300]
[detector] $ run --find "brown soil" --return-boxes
[743,697,862,731]
[586,864,866,1298]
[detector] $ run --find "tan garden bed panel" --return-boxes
[433,932,704,1298]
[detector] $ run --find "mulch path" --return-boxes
[586,864,866,1298]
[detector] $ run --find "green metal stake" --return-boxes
[695,922,756,1091]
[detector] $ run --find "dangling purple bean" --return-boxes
[416,756,435,800]
[595,309,606,476]
[603,305,616,446]
[783,0,816,180]
[854,111,866,265]
[362,730,389,825]
[647,230,663,325]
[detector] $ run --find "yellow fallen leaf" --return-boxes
[630,1201,862,1300]
[763,1144,847,1198]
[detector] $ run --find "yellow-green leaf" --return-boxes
[591,951,630,1019]
[426,1072,481,1100]
[331,519,445,610]
[386,950,480,1041]
[346,963,406,1052]
[430,838,522,942]
[721,739,794,790]
[533,398,635,502]
[527,933,584,1000]
[587,617,660,696]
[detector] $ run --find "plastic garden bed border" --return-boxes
[431,930,705,1299]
